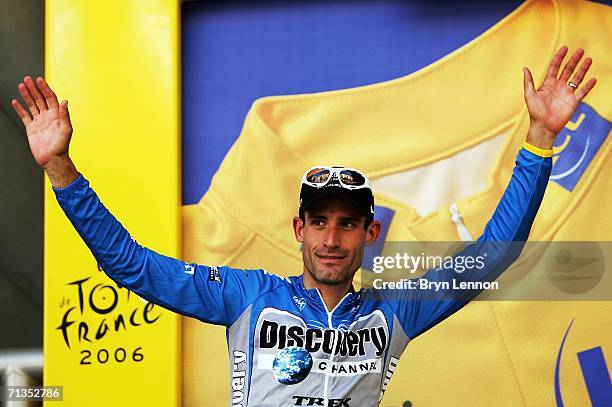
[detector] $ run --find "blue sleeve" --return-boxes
[53,175,285,327]
[389,147,552,339]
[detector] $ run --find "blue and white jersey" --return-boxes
[53,147,551,406]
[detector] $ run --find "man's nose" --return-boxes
[323,224,341,248]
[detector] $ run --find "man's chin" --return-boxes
[313,269,352,285]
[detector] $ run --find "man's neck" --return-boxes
[302,272,354,312]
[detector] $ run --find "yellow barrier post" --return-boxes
[44,1,181,405]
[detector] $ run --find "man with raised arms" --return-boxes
[11,47,596,406]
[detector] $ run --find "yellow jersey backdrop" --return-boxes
[181,0,611,405]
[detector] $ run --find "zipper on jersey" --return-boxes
[450,203,474,242]
[314,288,352,406]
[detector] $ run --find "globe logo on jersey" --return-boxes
[551,103,610,191]
[272,346,313,385]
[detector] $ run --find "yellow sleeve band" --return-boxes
[523,140,554,158]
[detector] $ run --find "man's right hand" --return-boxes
[11,76,79,188]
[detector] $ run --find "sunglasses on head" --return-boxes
[301,166,370,190]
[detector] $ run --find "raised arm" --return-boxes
[11,77,283,326]
[385,46,598,339]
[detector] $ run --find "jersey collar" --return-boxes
[294,274,361,315]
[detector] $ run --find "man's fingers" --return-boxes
[569,57,592,88]
[59,100,70,122]
[523,67,536,99]
[545,46,568,80]
[559,48,584,82]
[36,77,59,109]
[24,76,48,112]
[11,99,32,126]
[18,82,39,116]
[575,77,597,102]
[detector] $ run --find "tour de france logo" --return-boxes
[56,266,162,366]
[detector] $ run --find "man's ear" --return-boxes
[365,220,381,247]
[293,216,304,243]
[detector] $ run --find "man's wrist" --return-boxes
[43,155,79,188]
[526,122,556,150]
[523,140,554,158]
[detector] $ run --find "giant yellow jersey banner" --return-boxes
[181,0,611,405]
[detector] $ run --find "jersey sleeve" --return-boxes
[53,174,285,326]
[388,146,552,339]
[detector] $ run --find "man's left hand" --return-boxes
[523,46,597,149]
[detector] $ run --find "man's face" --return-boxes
[293,196,380,286]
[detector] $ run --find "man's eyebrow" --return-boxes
[340,215,362,223]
